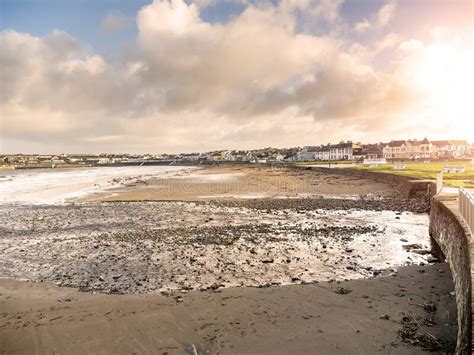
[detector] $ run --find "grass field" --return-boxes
[292,161,354,165]
[355,161,474,188]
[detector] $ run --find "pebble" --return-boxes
[0,197,431,295]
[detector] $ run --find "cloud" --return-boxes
[310,0,344,23]
[100,11,133,33]
[354,19,370,32]
[135,0,341,113]
[398,39,423,52]
[193,0,250,9]
[1,0,470,154]
[355,0,397,32]
[374,0,397,28]
[231,50,418,128]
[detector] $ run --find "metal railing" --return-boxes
[436,172,443,194]
[459,187,474,233]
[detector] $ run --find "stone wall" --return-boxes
[429,195,472,354]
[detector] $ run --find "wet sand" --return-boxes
[0,201,433,294]
[0,264,456,354]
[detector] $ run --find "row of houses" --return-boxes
[1,154,147,166]
[2,139,472,166]
[295,142,363,162]
[293,139,472,162]
[382,139,471,160]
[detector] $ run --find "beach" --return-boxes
[0,263,456,354]
[4,0,472,352]
[0,165,457,354]
[84,165,400,202]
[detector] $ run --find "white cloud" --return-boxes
[374,0,397,28]
[1,0,470,153]
[398,39,423,52]
[355,19,370,32]
[354,0,397,32]
[135,0,340,112]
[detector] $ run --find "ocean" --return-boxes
[0,166,191,204]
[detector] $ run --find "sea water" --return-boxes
[0,166,192,204]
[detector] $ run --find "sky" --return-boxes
[0,0,473,154]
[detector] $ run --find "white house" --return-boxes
[316,146,330,161]
[275,153,286,161]
[328,142,362,161]
[224,151,236,161]
[432,140,471,158]
[297,146,318,161]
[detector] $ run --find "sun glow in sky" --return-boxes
[0,0,473,153]
[404,38,474,141]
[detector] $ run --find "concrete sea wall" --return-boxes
[430,195,472,354]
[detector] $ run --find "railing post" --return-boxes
[459,187,474,233]
[436,171,443,194]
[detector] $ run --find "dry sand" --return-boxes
[85,165,399,202]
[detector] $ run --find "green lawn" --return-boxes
[355,161,474,188]
[292,161,354,165]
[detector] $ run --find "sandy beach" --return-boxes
[0,165,457,354]
[84,165,400,202]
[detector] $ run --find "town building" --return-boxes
[315,145,330,161]
[362,143,386,159]
[329,142,362,161]
[211,152,223,161]
[383,138,433,160]
[432,140,471,159]
[297,146,319,161]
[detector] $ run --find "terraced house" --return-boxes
[296,142,362,161]
[432,140,472,158]
[383,138,433,160]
